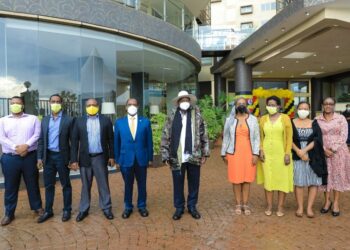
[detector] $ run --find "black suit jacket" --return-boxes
[71,114,114,167]
[37,113,75,166]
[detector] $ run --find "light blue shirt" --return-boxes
[48,111,62,152]
[87,115,103,153]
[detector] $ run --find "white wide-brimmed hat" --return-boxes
[172,90,197,106]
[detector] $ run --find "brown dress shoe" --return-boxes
[1,215,15,226]
[35,208,45,217]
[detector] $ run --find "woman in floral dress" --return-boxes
[316,97,350,217]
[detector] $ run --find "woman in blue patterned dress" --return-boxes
[292,101,326,218]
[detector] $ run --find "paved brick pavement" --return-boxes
[1,145,350,249]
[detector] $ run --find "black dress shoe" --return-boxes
[138,208,149,217]
[172,209,184,220]
[76,211,89,222]
[122,209,133,219]
[62,211,71,222]
[37,212,54,223]
[188,208,201,219]
[1,215,15,226]
[103,210,114,220]
[320,202,332,214]
[35,208,45,217]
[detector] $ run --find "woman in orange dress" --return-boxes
[221,97,260,215]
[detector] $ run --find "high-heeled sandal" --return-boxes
[242,205,251,215]
[235,205,242,215]
[320,202,332,214]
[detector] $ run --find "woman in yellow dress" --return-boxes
[257,96,293,217]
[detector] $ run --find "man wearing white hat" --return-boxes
[161,90,210,220]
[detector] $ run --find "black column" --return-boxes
[234,58,252,95]
[214,73,226,106]
[311,78,322,118]
[131,72,149,116]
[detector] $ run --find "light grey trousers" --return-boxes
[79,154,112,213]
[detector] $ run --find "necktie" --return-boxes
[130,117,135,139]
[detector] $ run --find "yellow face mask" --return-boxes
[10,104,23,114]
[86,106,99,116]
[50,103,62,114]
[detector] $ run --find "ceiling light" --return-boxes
[281,66,285,69]
[302,71,324,76]
[333,24,339,27]
[338,61,343,64]
[281,28,285,32]
[283,52,314,59]
[335,45,340,49]
[313,54,317,57]
[253,71,265,76]
[265,39,269,43]
[321,66,324,69]
[305,12,310,16]
[296,60,299,63]
[291,75,294,78]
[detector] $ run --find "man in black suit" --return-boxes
[37,94,74,223]
[70,98,115,222]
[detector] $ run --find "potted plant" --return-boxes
[150,112,167,167]
[198,95,224,149]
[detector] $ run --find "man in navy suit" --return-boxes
[114,98,153,219]
[37,94,74,223]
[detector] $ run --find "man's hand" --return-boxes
[108,158,115,167]
[69,162,79,171]
[284,154,291,166]
[15,144,29,155]
[37,160,43,170]
[252,155,259,166]
[201,157,207,165]
[164,160,170,167]
[259,150,265,162]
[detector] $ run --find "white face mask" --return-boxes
[127,105,138,116]
[347,107,350,112]
[179,102,190,111]
[297,109,310,119]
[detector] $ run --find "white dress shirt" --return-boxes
[180,112,190,163]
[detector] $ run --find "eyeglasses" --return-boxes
[323,103,335,106]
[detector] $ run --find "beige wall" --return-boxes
[211,0,277,30]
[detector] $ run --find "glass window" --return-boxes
[240,5,253,15]
[241,22,253,30]
[289,81,309,93]
[335,77,350,102]
[254,81,288,89]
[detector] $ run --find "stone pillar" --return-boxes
[214,73,226,106]
[311,78,322,118]
[131,72,149,116]
[234,58,252,95]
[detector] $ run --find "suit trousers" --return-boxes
[120,160,147,210]
[79,154,111,212]
[43,151,72,213]
[0,151,42,216]
[172,162,200,211]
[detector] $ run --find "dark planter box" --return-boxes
[150,154,165,168]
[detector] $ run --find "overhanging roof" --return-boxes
[211,0,350,79]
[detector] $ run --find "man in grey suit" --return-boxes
[37,94,74,223]
[70,98,115,222]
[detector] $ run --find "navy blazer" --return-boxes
[71,114,114,167]
[114,116,153,167]
[37,113,74,166]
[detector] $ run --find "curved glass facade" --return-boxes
[114,0,194,31]
[0,17,197,117]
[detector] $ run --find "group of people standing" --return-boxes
[0,90,349,227]
[222,96,350,218]
[0,90,209,226]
